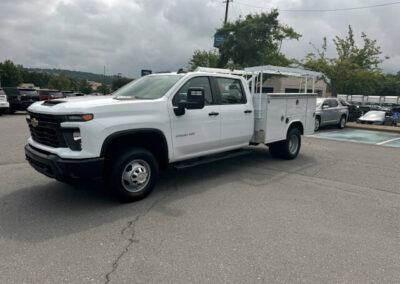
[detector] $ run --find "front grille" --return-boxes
[28,112,67,148]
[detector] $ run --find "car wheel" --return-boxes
[107,147,159,202]
[278,128,301,160]
[315,117,321,131]
[268,142,282,158]
[338,115,346,129]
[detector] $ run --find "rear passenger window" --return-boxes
[173,77,213,106]
[215,78,246,104]
[329,99,338,107]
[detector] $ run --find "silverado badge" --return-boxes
[31,118,39,127]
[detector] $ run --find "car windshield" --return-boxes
[19,90,38,96]
[316,98,324,107]
[363,111,385,119]
[49,91,63,97]
[113,75,183,99]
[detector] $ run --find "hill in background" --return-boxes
[20,67,130,84]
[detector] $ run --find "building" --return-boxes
[262,76,327,97]
[88,80,102,91]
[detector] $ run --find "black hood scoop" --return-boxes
[42,100,65,106]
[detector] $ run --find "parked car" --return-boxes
[2,87,40,113]
[62,91,84,97]
[339,99,362,122]
[0,88,10,115]
[38,89,64,101]
[357,111,396,126]
[315,98,349,131]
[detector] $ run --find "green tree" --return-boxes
[188,50,220,71]
[0,60,23,87]
[47,72,72,91]
[20,70,53,88]
[303,26,387,96]
[79,79,92,94]
[97,83,111,95]
[111,78,134,91]
[215,10,301,68]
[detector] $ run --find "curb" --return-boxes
[346,122,400,134]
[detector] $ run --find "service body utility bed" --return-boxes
[252,93,316,144]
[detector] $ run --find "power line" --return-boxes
[235,1,400,12]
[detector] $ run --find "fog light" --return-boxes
[73,131,81,141]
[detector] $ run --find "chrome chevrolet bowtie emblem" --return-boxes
[31,118,39,127]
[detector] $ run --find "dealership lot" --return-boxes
[1,114,400,283]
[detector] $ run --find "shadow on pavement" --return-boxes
[0,147,317,243]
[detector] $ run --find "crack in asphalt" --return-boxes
[104,193,169,284]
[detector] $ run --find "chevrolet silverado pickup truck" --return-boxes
[25,67,316,201]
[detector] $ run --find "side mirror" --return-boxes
[322,105,329,109]
[174,88,205,116]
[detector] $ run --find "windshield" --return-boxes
[113,75,182,99]
[49,91,63,97]
[316,98,324,107]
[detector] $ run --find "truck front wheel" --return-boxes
[107,147,159,202]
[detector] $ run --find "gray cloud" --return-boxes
[0,0,399,78]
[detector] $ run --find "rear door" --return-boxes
[169,76,221,160]
[328,99,340,123]
[213,77,254,149]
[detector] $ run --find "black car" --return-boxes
[3,87,40,113]
[339,99,362,122]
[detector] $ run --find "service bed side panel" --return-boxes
[252,93,316,144]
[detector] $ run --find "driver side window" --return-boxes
[172,77,213,107]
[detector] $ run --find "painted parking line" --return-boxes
[376,137,400,145]
[309,128,400,148]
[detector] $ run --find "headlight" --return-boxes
[66,114,93,121]
[63,129,82,151]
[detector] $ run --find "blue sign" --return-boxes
[141,69,152,76]
[213,35,225,47]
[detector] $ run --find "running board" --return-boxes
[172,149,254,170]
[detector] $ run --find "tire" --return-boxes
[280,128,301,160]
[107,147,159,202]
[338,115,346,129]
[268,142,283,158]
[315,116,321,131]
[8,107,15,114]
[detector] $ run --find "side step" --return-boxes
[172,149,254,170]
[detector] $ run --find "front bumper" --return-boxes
[25,144,104,182]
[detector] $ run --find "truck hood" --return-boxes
[27,95,162,115]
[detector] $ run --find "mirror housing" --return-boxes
[174,87,205,116]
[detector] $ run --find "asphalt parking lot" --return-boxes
[1,113,400,283]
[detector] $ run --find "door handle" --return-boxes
[208,112,219,116]
[244,110,252,114]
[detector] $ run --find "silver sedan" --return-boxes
[315,98,349,131]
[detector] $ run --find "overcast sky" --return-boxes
[0,0,399,78]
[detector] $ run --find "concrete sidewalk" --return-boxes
[347,122,400,133]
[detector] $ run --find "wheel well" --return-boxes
[101,130,169,170]
[288,121,304,135]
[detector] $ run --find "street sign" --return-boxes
[141,70,152,76]
[213,35,225,47]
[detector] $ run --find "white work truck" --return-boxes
[25,67,316,201]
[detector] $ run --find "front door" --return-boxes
[169,76,221,161]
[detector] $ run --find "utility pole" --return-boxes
[223,0,232,24]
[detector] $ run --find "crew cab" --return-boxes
[25,68,316,201]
